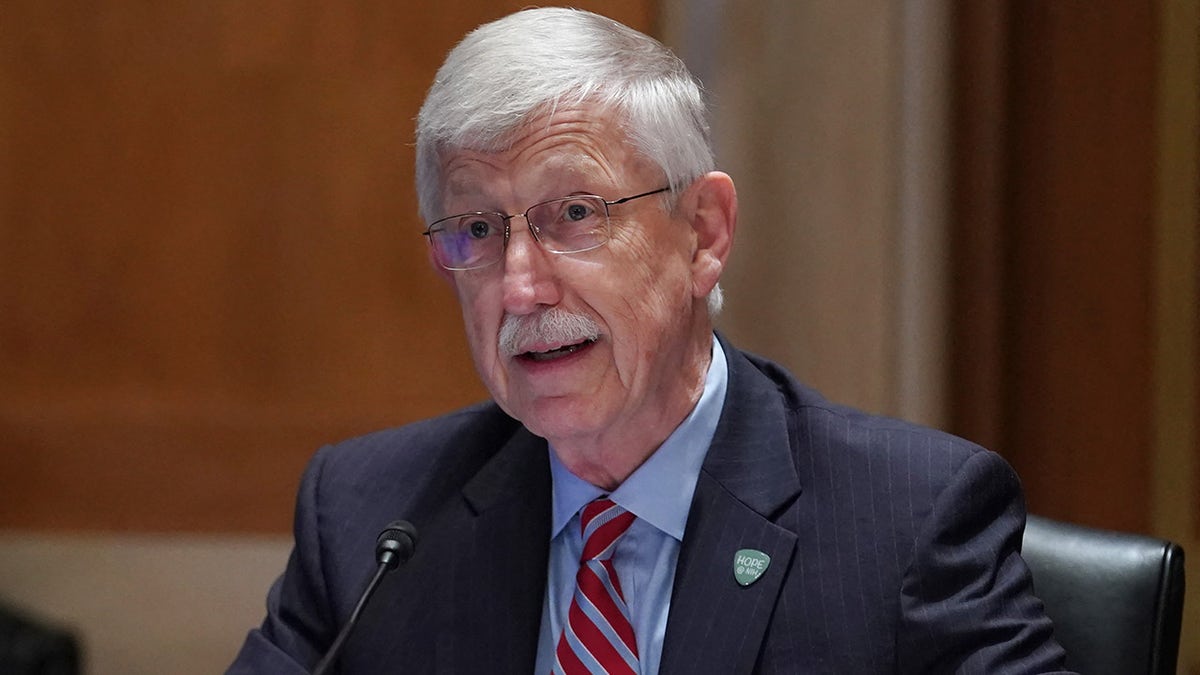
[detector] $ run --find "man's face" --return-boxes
[434,107,714,452]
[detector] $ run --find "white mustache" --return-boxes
[498,308,601,357]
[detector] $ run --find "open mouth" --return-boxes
[519,338,597,363]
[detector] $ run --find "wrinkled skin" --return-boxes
[432,106,737,488]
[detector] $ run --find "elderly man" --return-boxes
[230,7,1071,674]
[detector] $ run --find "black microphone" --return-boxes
[311,520,418,675]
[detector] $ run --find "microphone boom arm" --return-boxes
[311,520,418,675]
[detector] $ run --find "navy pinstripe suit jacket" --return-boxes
[229,338,1072,674]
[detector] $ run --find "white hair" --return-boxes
[416,7,723,316]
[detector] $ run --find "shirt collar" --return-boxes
[548,334,728,541]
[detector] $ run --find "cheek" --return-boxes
[603,240,694,361]
[455,284,499,358]
[613,225,678,277]
[617,234,693,309]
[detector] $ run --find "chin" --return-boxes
[518,397,609,444]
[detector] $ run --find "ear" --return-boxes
[682,171,737,301]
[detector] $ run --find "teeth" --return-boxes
[524,339,594,362]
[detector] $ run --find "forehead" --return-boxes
[439,107,642,197]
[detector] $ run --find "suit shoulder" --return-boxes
[737,346,996,477]
[305,401,523,501]
[799,391,1020,518]
[324,401,517,458]
[801,398,984,459]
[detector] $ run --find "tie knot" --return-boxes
[580,498,635,561]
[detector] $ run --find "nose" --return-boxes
[501,215,561,315]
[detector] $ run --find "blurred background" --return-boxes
[0,1,1196,673]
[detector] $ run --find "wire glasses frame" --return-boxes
[422,186,671,271]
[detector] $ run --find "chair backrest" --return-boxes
[0,601,81,675]
[1021,515,1186,675]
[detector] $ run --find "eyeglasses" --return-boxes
[423,186,671,271]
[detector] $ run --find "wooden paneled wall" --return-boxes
[950,2,1158,532]
[952,7,1198,666]
[0,1,654,534]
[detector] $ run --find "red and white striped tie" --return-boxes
[553,498,640,675]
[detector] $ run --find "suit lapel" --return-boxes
[435,341,803,673]
[660,342,803,674]
[444,426,552,674]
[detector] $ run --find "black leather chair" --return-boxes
[1021,515,1186,675]
[0,601,81,675]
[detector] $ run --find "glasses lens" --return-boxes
[527,196,608,254]
[429,212,506,269]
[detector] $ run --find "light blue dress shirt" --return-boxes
[534,335,728,674]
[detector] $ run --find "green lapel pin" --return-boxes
[733,548,771,586]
